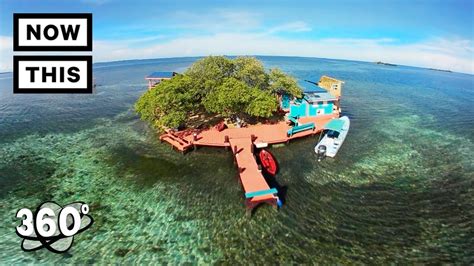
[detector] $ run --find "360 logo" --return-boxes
[16,201,93,253]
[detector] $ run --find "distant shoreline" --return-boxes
[427,68,452,73]
[373,60,453,73]
[375,61,398,67]
[0,56,471,76]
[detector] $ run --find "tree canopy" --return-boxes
[135,56,302,129]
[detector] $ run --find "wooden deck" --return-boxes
[160,113,339,211]
[186,114,336,146]
[159,132,193,152]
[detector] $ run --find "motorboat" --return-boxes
[315,116,350,160]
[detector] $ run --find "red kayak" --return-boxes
[259,149,278,176]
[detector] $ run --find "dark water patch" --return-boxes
[104,144,196,185]
[205,176,473,264]
[319,179,473,263]
[0,155,56,199]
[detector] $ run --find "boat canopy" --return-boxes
[324,119,345,132]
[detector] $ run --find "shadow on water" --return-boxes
[0,155,56,200]
[103,145,195,186]
[212,166,474,263]
[262,165,289,206]
[254,148,290,206]
[304,177,472,263]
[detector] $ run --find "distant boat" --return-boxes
[315,116,350,160]
[258,149,278,176]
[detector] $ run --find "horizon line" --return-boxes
[1,55,472,76]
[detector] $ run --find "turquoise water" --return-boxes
[0,56,473,263]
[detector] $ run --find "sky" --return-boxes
[0,0,473,74]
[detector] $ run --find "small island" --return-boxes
[375,61,398,66]
[427,68,452,73]
[135,56,344,213]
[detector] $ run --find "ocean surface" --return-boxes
[0,56,473,263]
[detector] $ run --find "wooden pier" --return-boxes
[160,113,338,212]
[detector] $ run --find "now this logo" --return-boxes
[13,13,93,94]
[14,13,92,51]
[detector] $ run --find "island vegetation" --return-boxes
[135,56,302,130]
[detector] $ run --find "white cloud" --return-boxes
[1,32,472,74]
[92,33,474,74]
[266,21,312,34]
[170,10,311,35]
[171,9,262,32]
[0,36,13,72]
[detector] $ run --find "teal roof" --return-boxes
[304,91,337,103]
[146,71,177,79]
[324,119,345,132]
[303,85,326,93]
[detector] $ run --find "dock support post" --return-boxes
[192,133,197,150]
[245,200,253,217]
[246,209,252,217]
[233,145,238,165]
[273,205,278,212]
[251,134,256,142]
[225,135,229,150]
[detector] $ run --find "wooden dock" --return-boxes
[160,113,338,212]
[230,137,279,212]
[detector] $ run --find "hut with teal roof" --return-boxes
[281,75,344,118]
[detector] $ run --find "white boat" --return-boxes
[314,116,350,160]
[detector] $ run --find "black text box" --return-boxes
[14,13,92,51]
[13,55,93,94]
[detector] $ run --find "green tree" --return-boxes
[185,56,234,98]
[135,75,196,129]
[233,57,268,90]
[203,77,252,117]
[245,88,278,118]
[269,68,302,98]
[135,56,304,129]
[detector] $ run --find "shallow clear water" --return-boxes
[0,56,473,263]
